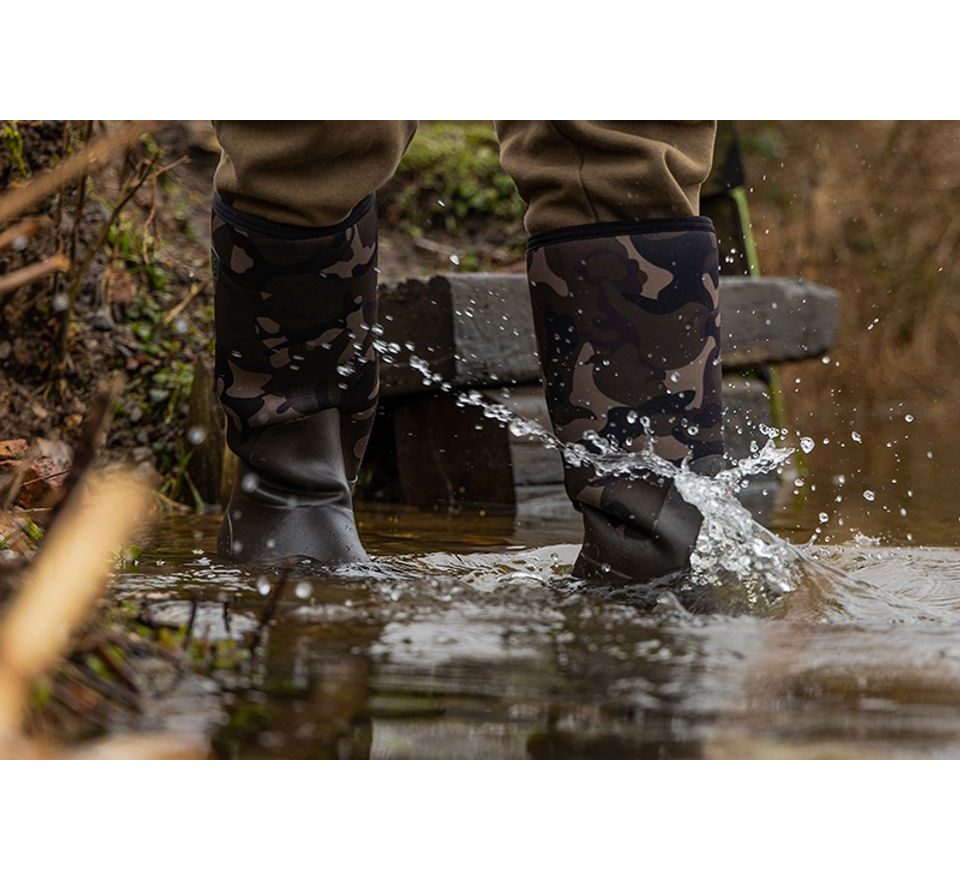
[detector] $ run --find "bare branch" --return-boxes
[0,254,70,297]
[0,121,158,227]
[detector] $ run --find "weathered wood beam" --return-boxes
[378,274,840,396]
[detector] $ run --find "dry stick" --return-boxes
[56,154,159,368]
[0,254,70,298]
[1,444,39,511]
[48,376,123,523]
[50,122,94,303]
[67,121,95,273]
[141,172,159,264]
[0,121,157,228]
[0,471,152,736]
[0,216,50,252]
[246,564,294,655]
[162,280,205,325]
[68,732,207,760]
[182,599,199,650]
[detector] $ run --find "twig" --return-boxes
[133,154,191,268]
[0,216,50,252]
[413,236,458,256]
[2,444,38,511]
[67,122,95,277]
[0,254,70,298]
[19,468,70,487]
[67,732,206,760]
[162,280,205,325]
[182,599,198,650]
[246,564,293,654]
[48,376,123,524]
[142,173,159,263]
[0,122,158,228]
[57,155,160,368]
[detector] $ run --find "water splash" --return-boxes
[460,386,803,605]
[379,339,817,607]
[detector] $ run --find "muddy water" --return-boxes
[112,406,960,758]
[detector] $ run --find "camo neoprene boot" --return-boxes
[527,218,724,582]
[211,194,379,563]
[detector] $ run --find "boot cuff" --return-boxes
[213,191,375,240]
[527,216,715,251]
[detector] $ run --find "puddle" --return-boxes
[109,402,960,757]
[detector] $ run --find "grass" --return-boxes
[383,122,525,240]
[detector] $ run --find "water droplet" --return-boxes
[256,575,271,596]
[851,431,862,443]
[187,425,206,445]
[294,581,312,600]
[863,490,876,502]
[904,414,914,423]
[799,436,815,454]
[241,472,260,493]
[818,512,829,523]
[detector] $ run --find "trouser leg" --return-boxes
[495,121,716,232]
[211,121,416,562]
[497,121,723,581]
[214,121,417,227]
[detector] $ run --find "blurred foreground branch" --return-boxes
[0,470,205,758]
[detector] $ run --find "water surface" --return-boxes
[111,406,960,758]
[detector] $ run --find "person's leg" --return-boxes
[212,121,416,562]
[495,121,722,581]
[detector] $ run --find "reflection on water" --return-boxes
[111,407,960,758]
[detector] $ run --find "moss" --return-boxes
[20,517,43,547]
[386,122,525,239]
[2,121,29,179]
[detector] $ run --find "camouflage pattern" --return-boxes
[527,219,724,546]
[211,198,379,482]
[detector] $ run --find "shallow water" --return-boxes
[111,406,960,758]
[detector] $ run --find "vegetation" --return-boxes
[385,121,524,238]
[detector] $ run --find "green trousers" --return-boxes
[213,121,716,234]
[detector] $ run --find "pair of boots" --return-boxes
[212,196,723,582]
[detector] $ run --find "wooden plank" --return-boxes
[378,274,839,396]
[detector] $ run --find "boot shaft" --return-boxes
[211,194,380,480]
[527,217,723,466]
